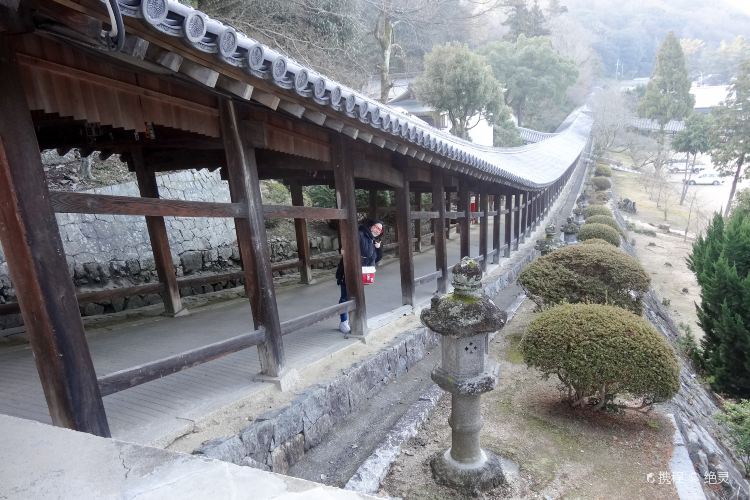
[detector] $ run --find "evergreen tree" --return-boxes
[638,32,694,172]
[689,211,750,396]
[672,113,714,204]
[502,0,549,42]
[710,60,750,218]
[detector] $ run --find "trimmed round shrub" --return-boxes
[579,223,621,247]
[592,176,612,191]
[595,164,612,177]
[582,238,612,246]
[586,215,620,232]
[518,243,649,313]
[584,205,612,218]
[589,192,610,205]
[521,304,679,409]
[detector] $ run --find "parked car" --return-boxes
[684,172,725,185]
[668,164,706,174]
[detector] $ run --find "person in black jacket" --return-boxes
[336,219,383,334]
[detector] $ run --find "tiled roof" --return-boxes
[115,0,592,189]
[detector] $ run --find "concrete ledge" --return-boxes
[0,414,378,500]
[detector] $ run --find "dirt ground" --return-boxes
[611,169,707,341]
[380,301,678,500]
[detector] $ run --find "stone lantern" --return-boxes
[420,257,507,490]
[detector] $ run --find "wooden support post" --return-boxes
[0,39,109,436]
[514,192,522,250]
[517,192,525,245]
[395,156,415,306]
[392,189,400,257]
[445,191,453,240]
[331,134,368,337]
[525,190,532,237]
[368,189,377,221]
[131,149,186,317]
[290,182,313,285]
[504,192,513,257]
[220,99,286,380]
[432,175,448,294]
[479,191,488,271]
[414,192,422,252]
[492,193,501,264]
[459,180,470,258]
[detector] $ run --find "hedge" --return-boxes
[521,304,679,409]
[595,164,613,177]
[578,223,621,247]
[584,205,612,218]
[582,238,613,246]
[592,176,612,191]
[585,215,620,233]
[518,243,649,313]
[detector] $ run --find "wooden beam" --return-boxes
[479,190,488,271]
[50,191,243,218]
[0,39,109,436]
[514,191,523,250]
[303,109,327,126]
[278,100,306,118]
[179,59,219,87]
[98,328,266,396]
[217,75,253,100]
[432,173,448,294]
[331,133,367,337]
[492,193,501,264]
[395,155,415,307]
[221,98,285,377]
[280,301,355,336]
[459,179,470,259]
[504,192,513,257]
[410,211,439,219]
[252,90,280,110]
[290,183,313,285]
[414,192,422,253]
[263,205,346,220]
[131,148,186,317]
[414,270,442,287]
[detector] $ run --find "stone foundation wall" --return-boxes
[195,327,438,473]
[0,170,328,329]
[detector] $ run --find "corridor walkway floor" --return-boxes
[0,222,515,445]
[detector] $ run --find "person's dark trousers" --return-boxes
[339,282,348,322]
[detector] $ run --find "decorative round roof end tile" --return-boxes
[330,86,342,106]
[314,78,327,99]
[248,44,265,70]
[143,0,168,26]
[401,123,410,138]
[218,27,238,58]
[295,69,309,92]
[345,94,357,114]
[358,100,369,119]
[370,106,380,124]
[381,113,391,129]
[272,57,287,82]
[184,12,206,43]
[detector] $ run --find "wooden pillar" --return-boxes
[131,149,186,317]
[445,191,453,240]
[220,99,285,378]
[525,190,532,237]
[0,39,109,436]
[516,192,525,245]
[414,192,422,253]
[514,192,523,249]
[290,183,313,285]
[492,193,501,264]
[331,134,367,336]
[368,189,377,221]
[432,174,448,294]
[479,190,488,271]
[504,192,513,257]
[459,180,470,258]
[395,157,415,307]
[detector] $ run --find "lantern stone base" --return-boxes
[430,448,505,491]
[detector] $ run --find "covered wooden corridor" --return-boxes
[0,0,591,437]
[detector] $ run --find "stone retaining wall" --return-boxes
[0,170,341,330]
[195,327,438,473]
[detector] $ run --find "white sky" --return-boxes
[725,0,750,15]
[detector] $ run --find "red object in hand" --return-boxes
[362,266,376,285]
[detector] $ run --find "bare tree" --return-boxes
[590,87,629,156]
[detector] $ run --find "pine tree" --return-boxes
[710,60,750,218]
[502,0,549,42]
[690,211,750,396]
[638,32,694,173]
